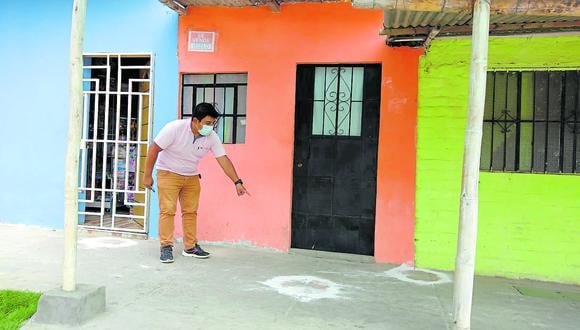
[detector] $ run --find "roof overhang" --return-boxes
[353,0,580,16]
[159,0,342,14]
[353,0,580,47]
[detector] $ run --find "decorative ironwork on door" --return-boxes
[312,66,364,137]
[78,54,153,233]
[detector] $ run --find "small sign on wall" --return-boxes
[188,31,216,52]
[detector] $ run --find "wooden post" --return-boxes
[452,0,490,329]
[63,0,88,292]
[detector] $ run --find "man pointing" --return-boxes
[143,103,248,263]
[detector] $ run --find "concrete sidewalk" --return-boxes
[0,224,578,330]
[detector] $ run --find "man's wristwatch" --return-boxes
[234,179,243,186]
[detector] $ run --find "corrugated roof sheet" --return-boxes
[383,9,580,29]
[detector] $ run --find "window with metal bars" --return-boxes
[481,70,580,174]
[181,73,247,144]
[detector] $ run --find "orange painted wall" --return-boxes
[175,2,421,263]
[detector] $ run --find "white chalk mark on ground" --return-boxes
[382,264,452,286]
[260,275,348,302]
[78,237,137,249]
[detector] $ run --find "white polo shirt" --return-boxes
[154,119,226,176]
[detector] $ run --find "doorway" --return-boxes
[291,65,381,255]
[78,54,153,233]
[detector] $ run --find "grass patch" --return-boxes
[0,290,41,330]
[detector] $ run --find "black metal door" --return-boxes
[291,65,381,255]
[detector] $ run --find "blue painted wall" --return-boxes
[0,0,178,239]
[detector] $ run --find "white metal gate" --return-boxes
[78,53,153,234]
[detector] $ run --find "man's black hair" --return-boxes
[193,102,220,121]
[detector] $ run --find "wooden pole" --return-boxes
[63,0,88,292]
[452,0,490,329]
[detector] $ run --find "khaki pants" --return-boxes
[157,170,201,249]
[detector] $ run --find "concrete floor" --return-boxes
[0,224,578,330]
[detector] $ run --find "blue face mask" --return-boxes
[199,125,213,136]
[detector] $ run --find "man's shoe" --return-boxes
[160,246,174,263]
[182,244,210,259]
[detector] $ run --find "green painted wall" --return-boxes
[416,35,580,284]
